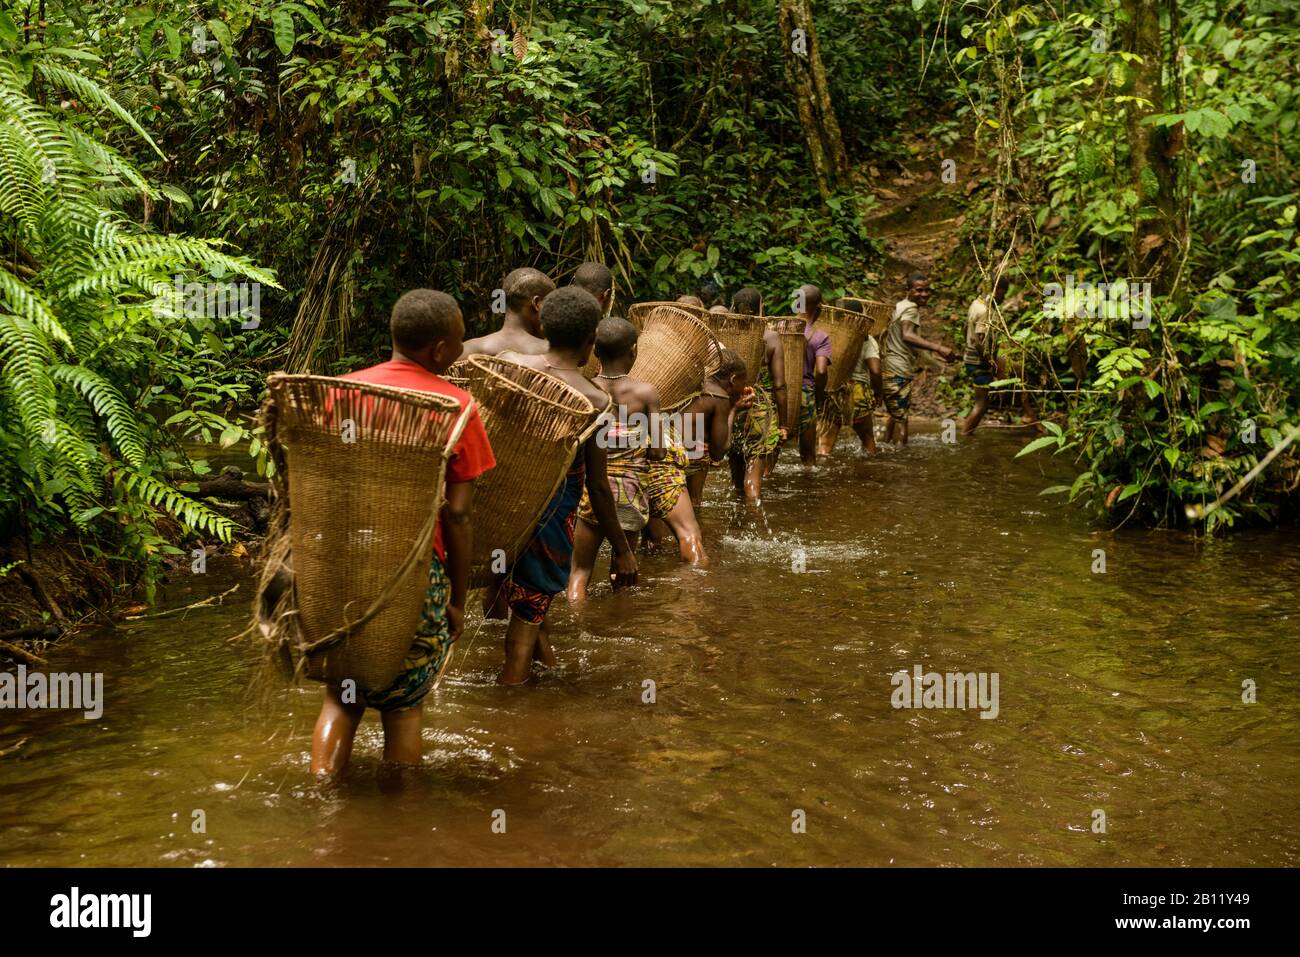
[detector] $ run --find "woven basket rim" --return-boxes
[463,353,596,418]
[816,304,874,335]
[268,371,465,414]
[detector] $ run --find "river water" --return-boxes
[2,425,1298,866]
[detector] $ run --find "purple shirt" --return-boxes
[803,322,832,387]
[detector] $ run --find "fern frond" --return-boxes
[51,364,147,467]
[0,263,74,349]
[35,62,165,159]
[121,472,239,541]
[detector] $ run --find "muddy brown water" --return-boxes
[3,425,1298,866]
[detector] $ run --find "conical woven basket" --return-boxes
[629,303,720,409]
[267,372,472,690]
[838,298,892,338]
[705,311,766,384]
[456,355,596,588]
[627,301,706,329]
[771,318,807,433]
[815,304,874,392]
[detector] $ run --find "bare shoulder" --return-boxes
[507,332,549,355]
[631,379,660,407]
[574,376,611,410]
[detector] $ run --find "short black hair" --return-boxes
[676,294,704,308]
[732,287,762,315]
[836,298,864,314]
[905,271,929,289]
[572,262,613,298]
[503,267,555,312]
[594,316,638,361]
[540,286,603,350]
[797,284,822,312]
[697,278,721,307]
[712,346,748,382]
[391,289,460,352]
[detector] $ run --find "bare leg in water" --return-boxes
[663,493,707,566]
[502,616,541,685]
[311,688,364,776]
[569,523,640,605]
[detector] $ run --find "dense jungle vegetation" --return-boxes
[1,0,1297,609]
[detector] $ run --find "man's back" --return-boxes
[460,327,548,359]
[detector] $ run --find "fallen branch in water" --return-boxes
[0,638,48,667]
[179,465,267,501]
[124,583,241,621]
[1186,423,1300,521]
[0,623,62,644]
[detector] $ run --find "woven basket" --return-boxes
[629,303,720,409]
[770,318,807,432]
[444,359,470,389]
[456,355,596,588]
[814,304,874,392]
[627,300,706,330]
[267,373,472,690]
[839,298,892,338]
[705,311,766,384]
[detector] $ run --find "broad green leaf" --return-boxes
[219,424,244,448]
[1015,435,1059,458]
[164,23,182,59]
[272,8,296,57]
[207,18,233,54]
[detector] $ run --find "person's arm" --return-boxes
[868,357,883,406]
[441,481,474,642]
[583,437,638,587]
[902,325,960,362]
[814,354,830,406]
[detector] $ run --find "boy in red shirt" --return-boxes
[310,289,495,775]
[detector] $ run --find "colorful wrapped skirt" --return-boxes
[507,457,585,625]
[733,384,782,459]
[359,554,453,712]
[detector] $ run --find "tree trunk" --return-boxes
[1120,0,1178,290]
[778,0,851,198]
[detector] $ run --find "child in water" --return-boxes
[310,290,495,775]
[682,348,754,506]
[498,287,639,683]
[569,316,713,600]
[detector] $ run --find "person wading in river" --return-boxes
[682,348,753,508]
[459,266,555,629]
[960,272,1042,434]
[459,267,554,359]
[499,287,638,683]
[817,299,882,456]
[726,287,789,500]
[881,272,960,445]
[568,317,689,602]
[792,284,832,468]
[311,289,496,775]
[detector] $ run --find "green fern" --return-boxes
[0,55,274,554]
